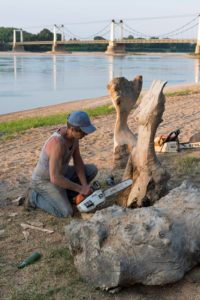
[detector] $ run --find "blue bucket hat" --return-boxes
[67,111,96,134]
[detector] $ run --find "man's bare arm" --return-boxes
[47,138,82,193]
[73,143,91,195]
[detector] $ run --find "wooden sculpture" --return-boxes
[107,75,143,168]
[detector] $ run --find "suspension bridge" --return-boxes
[12,14,200,54]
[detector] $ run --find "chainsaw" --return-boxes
[154,129,200,153]
[75,179,133,213]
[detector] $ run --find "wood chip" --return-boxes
[8,213,18,217]
[81,213,94,220]
[27,221,44,228]
[12,196,25,206]
[22,230,30,241]
[21,223,54,234]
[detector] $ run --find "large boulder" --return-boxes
[65,182,200,290]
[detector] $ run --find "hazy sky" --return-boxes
[1,0,200,38]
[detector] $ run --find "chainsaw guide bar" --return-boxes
[77,179,133,213]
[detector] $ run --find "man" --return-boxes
[26,111,98,217]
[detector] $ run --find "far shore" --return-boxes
[0,51,194,57]
[0,82,200,123]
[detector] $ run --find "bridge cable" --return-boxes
[123,23,151,38]
[123,15,198,39]
[123,13,198,21]
[158,16,198,38]
[61,23,110,40]
[164,23,198,38]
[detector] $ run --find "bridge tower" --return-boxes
[12,29,24,52]
[195,14,200,55]
[52,24,66,53]
[106,20,126,55]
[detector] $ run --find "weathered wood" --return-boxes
[65,182,200,290]
[107,75,142,168]
[20,223,54,234]
[122,80,170,207]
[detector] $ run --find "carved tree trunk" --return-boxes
[107,75,143,168]
[122,80,170,207]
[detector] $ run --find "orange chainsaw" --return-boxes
[75,179,133,213]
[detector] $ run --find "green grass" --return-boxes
[0,88,199,140]
[165,89,198,97]
[7,283,95,300]
[175,156,200,174]
[6,246,98,300]
[0,104,115,140]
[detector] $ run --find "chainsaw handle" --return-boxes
[91,181,101,190]
[165,129,180,143]
[75,183,95,205]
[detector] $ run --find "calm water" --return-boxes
[0,53,200,115]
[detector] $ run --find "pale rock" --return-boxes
[65,183,200,290]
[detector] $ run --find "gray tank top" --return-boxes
[32,130,77,180]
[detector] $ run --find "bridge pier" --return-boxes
[52,43,66,53]
[12,29,24,52]
[195,14,200,55]
[52,24,67,53]
[195,44,200,55]
[105,20,126,55]
[105,41,126,55]
[12,44,25,52]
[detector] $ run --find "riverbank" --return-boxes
[0,95,111,122]
[1,82,200,123]
[1,84,200,299]
[0,51,195,56]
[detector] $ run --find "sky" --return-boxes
[1,0,200,39]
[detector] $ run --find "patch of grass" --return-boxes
[8,281,97,300]
[7,288,45,300]
[165,89,197,97]
[42,246,78,278]
[48,247,72,260]
[0,104,115,140]
[6,246,85,300]
[175,156,200,174]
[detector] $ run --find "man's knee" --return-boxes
[61,205,73,218]
[29,183,74,218]
[85,164,98,182]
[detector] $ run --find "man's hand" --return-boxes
[79,184,92,196]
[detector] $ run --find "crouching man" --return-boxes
[26,111,98,217]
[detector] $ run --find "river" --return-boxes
[0,53,199,115]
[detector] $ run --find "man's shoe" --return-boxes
[24,187,36,211]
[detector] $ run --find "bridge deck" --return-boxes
[12,38,197,46]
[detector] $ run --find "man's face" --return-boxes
[72,127,88,139]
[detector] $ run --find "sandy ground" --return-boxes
[1,83,200,201]
[1,83,200,299]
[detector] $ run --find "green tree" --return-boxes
[0,27,14,43]
[94,36,106,40]
[127,35,134,39]
[37,28,53,41]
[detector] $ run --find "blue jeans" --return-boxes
[30,164,98,218]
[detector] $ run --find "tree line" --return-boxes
[0,27,195,52]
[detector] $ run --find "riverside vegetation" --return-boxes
[0,26,196,52]
[0,89,197,140]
